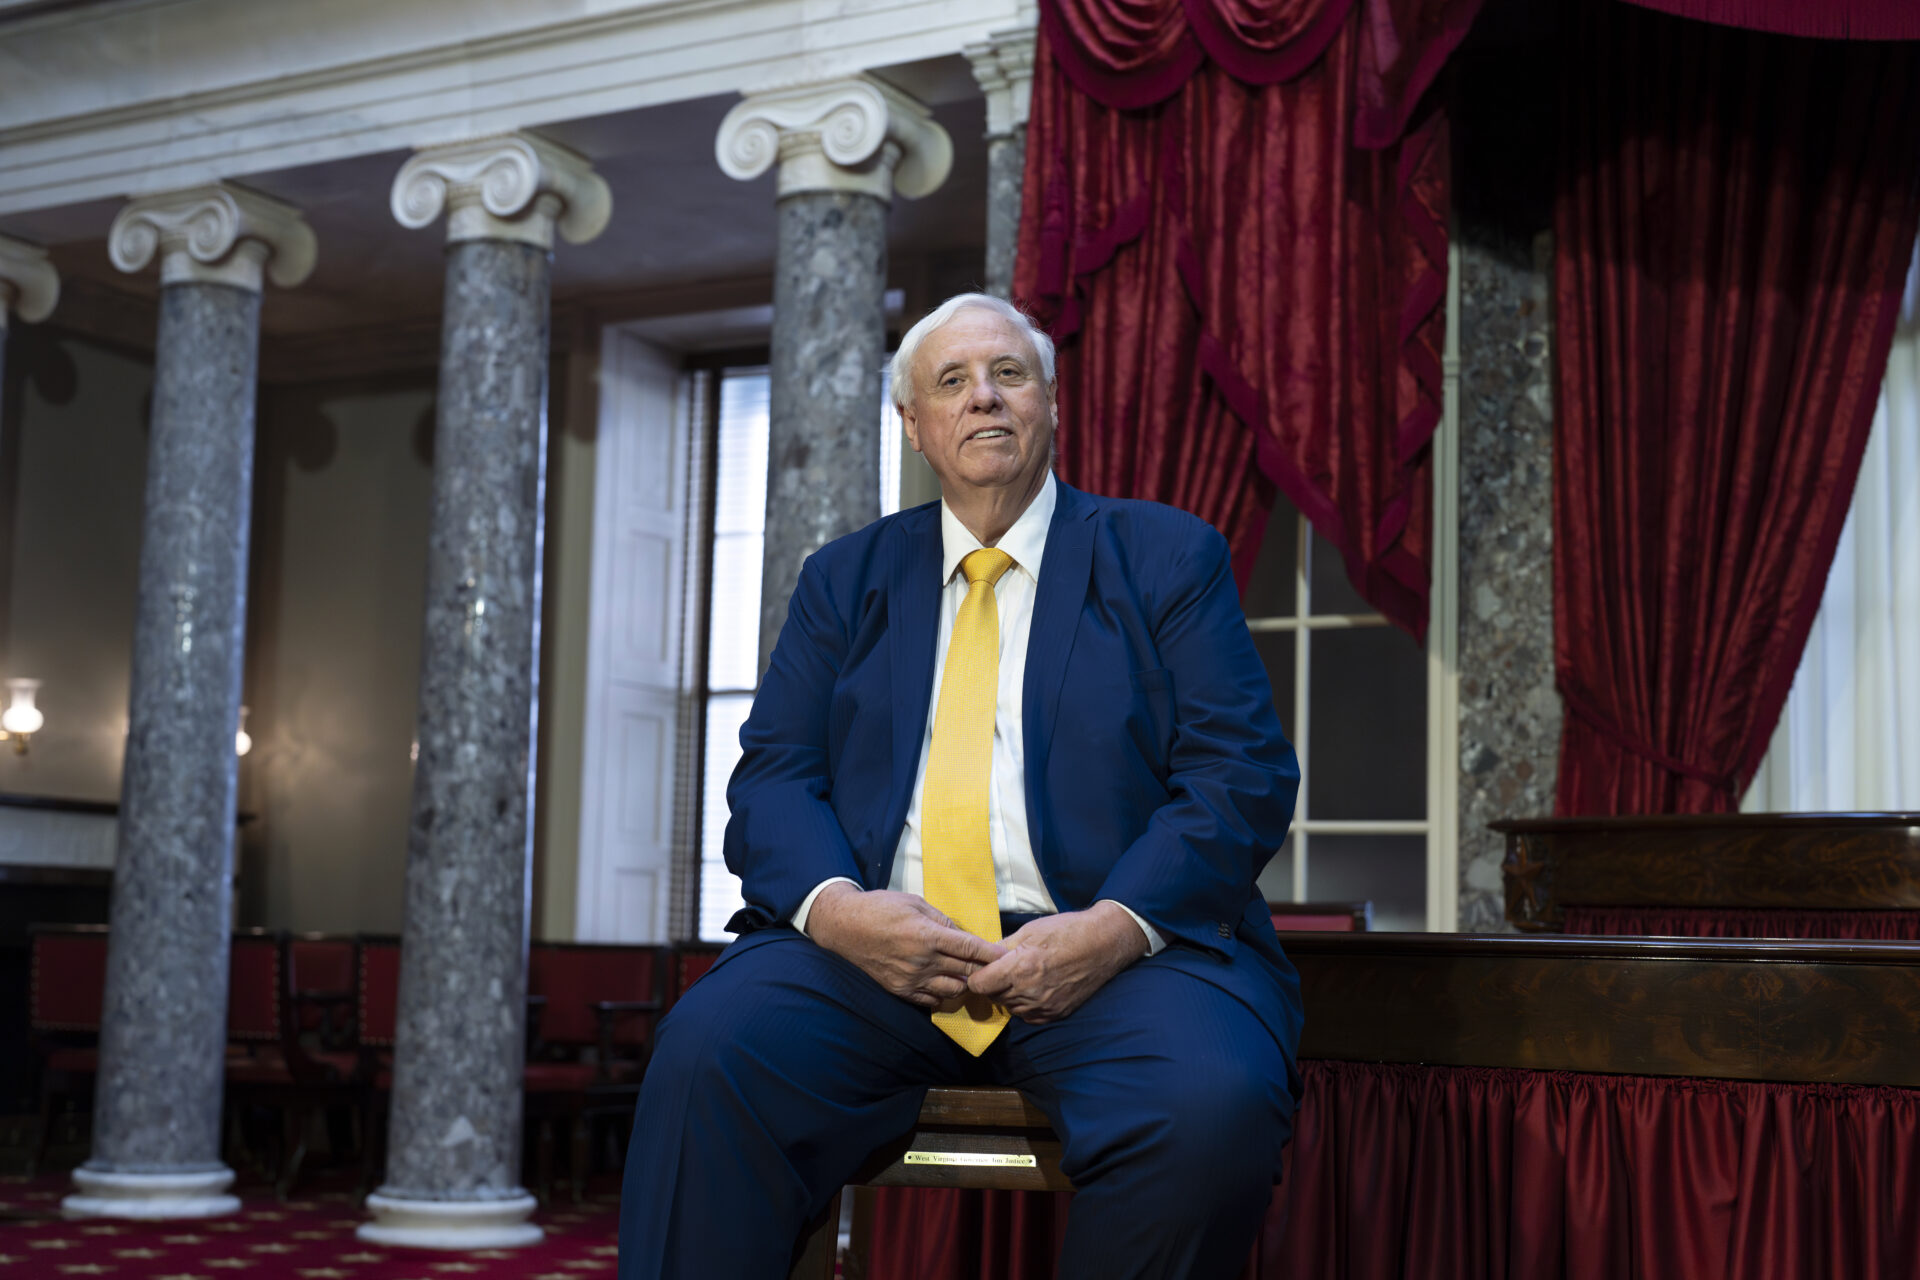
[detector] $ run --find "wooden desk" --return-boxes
[1492,812,1920,931]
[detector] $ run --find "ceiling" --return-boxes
[1,61,991,346]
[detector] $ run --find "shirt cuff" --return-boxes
[1097,899,1166,956]
[792,877,862,937]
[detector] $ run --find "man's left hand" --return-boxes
[966,902,1148,1024]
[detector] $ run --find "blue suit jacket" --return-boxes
[723,480,1304,1057]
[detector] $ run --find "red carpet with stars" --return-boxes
[0,1176,621,1280]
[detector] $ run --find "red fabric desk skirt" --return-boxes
[869,1059,1920,1280]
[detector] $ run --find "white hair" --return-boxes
[888,293,1057,413]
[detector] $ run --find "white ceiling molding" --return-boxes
[0,0,1031,219]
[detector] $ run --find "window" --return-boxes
[1242,506,1434,931]
[694,368,902,940]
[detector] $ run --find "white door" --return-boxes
[574,327,687,942]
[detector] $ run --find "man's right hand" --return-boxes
[805,884,1007,1008]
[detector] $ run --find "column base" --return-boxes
[358,1191,543,1250]
[62,1165,240,1219]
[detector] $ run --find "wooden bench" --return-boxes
[1494,811,1920,931]
[796,929,1920,1278]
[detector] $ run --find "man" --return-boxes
[620,294,1301,1279]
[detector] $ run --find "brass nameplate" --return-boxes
[904,1151,1037,1168]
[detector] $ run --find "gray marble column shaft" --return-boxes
[758,190,889,673]
[1456,231,1560,930]
[984,128,1026,299]
[90,282,259,1173]
[381,238,549,1202]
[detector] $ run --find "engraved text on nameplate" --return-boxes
[904,1152,1038,1168]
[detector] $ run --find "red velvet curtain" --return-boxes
[871,1061,1920,1279]
[1561,905,1920,940]
[1264,1060,1920,1279]
[1552,1,1920,815]
[1014,0,1481,637]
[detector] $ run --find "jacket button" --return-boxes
[1217,922,1232,938]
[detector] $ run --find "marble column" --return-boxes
[717,76,953,672]
[66,186,314,1220]
[363,133,609,1251]
[0,236,61,393]
[1455,231,1560,931]
[967,26,1037,299]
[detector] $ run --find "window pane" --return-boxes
[880,367,901,517]
[713,371,769,535]
[708,370,771,692]
[1250,630,1297,741]
[1241,500,1299,621]
[706,532,763,692]
[699,692,753,941]
[1306,626,1426,820]
[1307,524,1374,617]
[1255,833,1295,905]
[1307,834,1425,932]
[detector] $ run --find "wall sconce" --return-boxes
[1,678,45,755]
[236,705,253,758]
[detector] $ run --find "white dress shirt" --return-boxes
[792,473,1164,954]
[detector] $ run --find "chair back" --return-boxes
[28,923,110,1033]
[528,942,665,1048]
[288,933,356,1034]
[228,929,283,1042]
[669,943,725,1008]
[357,935,403,1046]
[1270,901,1373,933]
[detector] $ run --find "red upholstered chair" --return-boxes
[28,924,109,1172]
[226,928,282,1047]
[523,941,667,1200]
[668,942,725,1008]
[288,933,358,1048]
[1270,901,1373,933]
[224,933,366,1197]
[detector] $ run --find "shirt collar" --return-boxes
[939,471,1057,586]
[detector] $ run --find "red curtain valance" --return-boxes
[1042,0,1478,148]
[1615,0,1920,41]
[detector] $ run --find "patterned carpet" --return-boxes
[0,1175,621,1280]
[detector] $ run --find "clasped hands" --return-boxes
[806,884,1147,1024]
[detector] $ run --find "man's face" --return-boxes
[900,308,1056,504]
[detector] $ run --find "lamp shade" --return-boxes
[2,679,44,737]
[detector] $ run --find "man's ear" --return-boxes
[901,403,923,454]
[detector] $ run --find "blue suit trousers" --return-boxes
[618,928,1295,1280]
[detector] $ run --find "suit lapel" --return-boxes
[884,504,942,875]
[1023,482,1095,866]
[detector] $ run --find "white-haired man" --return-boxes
[621,293,1302,1279]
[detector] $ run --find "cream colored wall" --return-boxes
[243,382,433,934]
[0,333,148,801]
[535,347,598,942]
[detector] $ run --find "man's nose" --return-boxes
[967,373,1002,409]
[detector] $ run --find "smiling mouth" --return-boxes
[967,427,1014,441]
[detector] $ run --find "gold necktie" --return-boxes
[924,547,1015,1055]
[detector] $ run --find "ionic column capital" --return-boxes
[108,185,316,293]
[966,28,1038,139]
[0,234,59,326]
[391,133,611,250]
[716,75,953,203]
